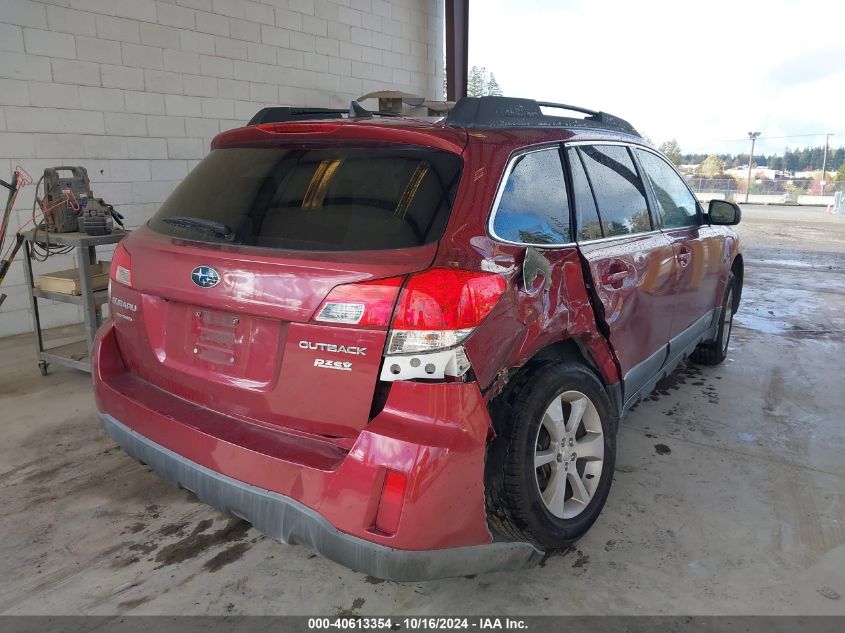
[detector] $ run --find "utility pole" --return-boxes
[820,133,832,196]
[745,131,761,203]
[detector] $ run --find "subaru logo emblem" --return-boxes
[191,266,220,288]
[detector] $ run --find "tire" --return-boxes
[691,272,736,366]
[485,361,617,550]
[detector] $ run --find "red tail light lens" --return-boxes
[392,268,506,330]
[374,470,407,535]
[110,241,132,288]
[314,276,404,327]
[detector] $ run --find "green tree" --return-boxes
[659,139,682,166]
[467,66,487,97]
[697,155,725,177]
[467,66,505,97]
[486,73,503,96]
[835,162,845,182]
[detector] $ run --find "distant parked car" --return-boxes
[94,96,743,580]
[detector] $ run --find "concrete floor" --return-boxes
[1,205,844,615]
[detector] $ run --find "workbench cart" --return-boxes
[21,229,127,375]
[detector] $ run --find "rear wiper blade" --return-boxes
[163,216,233,238]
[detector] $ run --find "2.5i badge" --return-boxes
[314,359,352,371]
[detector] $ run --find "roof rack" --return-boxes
[444,96,640,137]
[247,101,401,126]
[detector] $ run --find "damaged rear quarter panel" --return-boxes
[462,244,620,393]
[433,133,620,395]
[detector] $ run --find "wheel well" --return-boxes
[731,254,743,310]
[527,339,605,384]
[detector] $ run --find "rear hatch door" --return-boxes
[111,140,464,439]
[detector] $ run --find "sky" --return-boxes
[468,0,845,156]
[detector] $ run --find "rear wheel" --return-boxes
[485,362,616,549]
[691,272,736,366]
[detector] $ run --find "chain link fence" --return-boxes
[687,176,814,195]
[686,178,738,201]
[686,175,845,202]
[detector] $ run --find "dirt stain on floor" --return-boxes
[155,518,251,568]
[118,595,153,611]
[654,443,672,455]
[335,597,366,617]
[21,461,75,484]
[203,542,251,572]
[128,542,157,555]
[158,521,190,538]
[572,550,590,568]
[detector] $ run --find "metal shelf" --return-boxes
[32,287,108,306]
[41,339,90,372]
[22,230,127,375]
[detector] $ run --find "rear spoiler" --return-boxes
[247,101,400,125]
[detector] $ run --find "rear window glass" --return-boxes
[492,148,570,245]
[148,146,463,251]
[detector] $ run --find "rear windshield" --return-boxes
[148,146,463,251]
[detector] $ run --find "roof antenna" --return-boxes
[349,100,373,119]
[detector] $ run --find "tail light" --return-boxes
[110,241,132,288]
[388,269,506,354]
[314,276,403,327]
[311,268,506,383]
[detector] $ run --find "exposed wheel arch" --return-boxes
[529,339,607,385]
[487,337,623,425]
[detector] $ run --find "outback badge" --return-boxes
[191,266,220,288]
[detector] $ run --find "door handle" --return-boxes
[676,246,692,267]
[600,261,633,290]
[600,270,628,289]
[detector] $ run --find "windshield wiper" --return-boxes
[163,216,233,239]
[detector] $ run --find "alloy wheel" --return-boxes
[534,390,604,519]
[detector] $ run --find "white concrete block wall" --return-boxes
[0,0,445,337]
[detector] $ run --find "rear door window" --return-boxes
[635,149,701,228]
[148,146,463,251]
[491,147,571,245]
[578,145,652,237]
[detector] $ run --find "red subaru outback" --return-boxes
[94,97,742,580]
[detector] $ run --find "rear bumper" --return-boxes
[101,413,541,581]
[93,321,542,580]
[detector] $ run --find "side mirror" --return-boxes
[708,199,741,225]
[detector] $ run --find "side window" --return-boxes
[578,145,652,237]
[636,149,700,229]
[492,148,570,245]
[566,148,603,240]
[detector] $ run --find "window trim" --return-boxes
[564,141,658,244]
[633,146,704,230]
[487,143,577,248]
[565,145,605,242]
